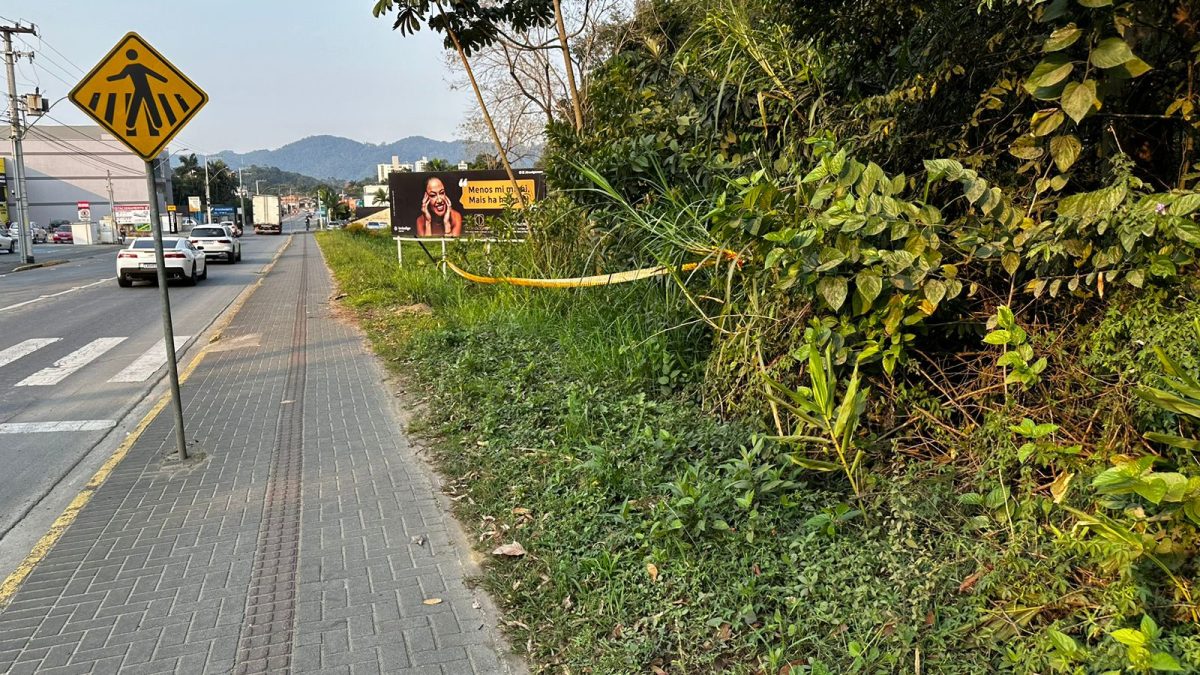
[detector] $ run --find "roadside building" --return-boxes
[0,125,172,227]
[376,155,413,183]
[281,194,302,213]
[361,184,389,207]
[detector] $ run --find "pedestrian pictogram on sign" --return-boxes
[69,32,207,161]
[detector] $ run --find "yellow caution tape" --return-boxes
[445,259,719,288]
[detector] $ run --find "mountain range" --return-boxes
[211,135,474,182]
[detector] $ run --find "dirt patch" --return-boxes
[395,303,433,316]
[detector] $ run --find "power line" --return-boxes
[16,36,78,88]
[35,34,84,76]
[21,124,144,177]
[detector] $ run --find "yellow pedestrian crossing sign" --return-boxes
[69,32,207,161]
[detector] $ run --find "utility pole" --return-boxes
[237,166,246,232]
[106,169,116,240]
[3,22,37,264]
[202,154,212,225]
[254,179,263,196]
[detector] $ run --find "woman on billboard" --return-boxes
[416,177,463,237]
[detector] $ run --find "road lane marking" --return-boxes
[0,420,117,434]
[0,278,114,314]
[107,336,191,383]
[16,337,127,386]
[0,339,61,369]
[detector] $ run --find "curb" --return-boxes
[12,259,67,272]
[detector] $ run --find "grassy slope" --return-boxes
[317,230,1000,673]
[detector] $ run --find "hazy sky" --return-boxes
[2,1,473,154]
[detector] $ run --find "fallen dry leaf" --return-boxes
[492,541,527,557]
[423,598,443,606]
[512,507,531,516]
[647,563,659,582]
[958,567,989,594]
[1050,471,1074,504]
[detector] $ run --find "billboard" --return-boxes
[388,169,545,238]
[114,203,151,225]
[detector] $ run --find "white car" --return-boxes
[189,225,241,263]
[217,220,242,237]
[0,230,13,254]
[116,237,208,287]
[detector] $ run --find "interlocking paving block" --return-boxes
[0,236,523,674]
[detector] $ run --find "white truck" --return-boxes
[252,194,282,235]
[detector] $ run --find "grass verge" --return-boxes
[317,230,1033,673]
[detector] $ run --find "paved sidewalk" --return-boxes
[0,235,522,674]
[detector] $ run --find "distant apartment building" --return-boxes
[376,155,413,183]
[0,125,172,226]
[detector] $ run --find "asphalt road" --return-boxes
[0,243,120,276]
[0,215,306,547]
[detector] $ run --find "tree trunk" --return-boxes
[443,20,528,208]
[552,0,584,131]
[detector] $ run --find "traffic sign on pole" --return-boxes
[68,32,208,161]
[70,32,207,462]
[77,201,91,222]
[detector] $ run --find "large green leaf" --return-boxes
[1135,386,1200,419]
[1050,134,1082,172]
[1043,25,1082,52]
[1032,109,1065,137]
[1061,80,1098,123]
[924,279,947,306]
[1024,55,1074,94]
[1109,629,1146,648]
[817,276,848,311]
[1090,37,1135,69]
[1147,652,1184,672]
[855,270,883,305]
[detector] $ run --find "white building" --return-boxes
[361,184,389,207]
[376,155,413,183]
[0,125,171,227]
[413,157,430,173]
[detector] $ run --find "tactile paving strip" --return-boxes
[233,236,308,674]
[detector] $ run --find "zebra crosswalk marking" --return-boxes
[0,420,117,434]
[16,338,128,387]
[108,336,190,383]
[0,339,61,370]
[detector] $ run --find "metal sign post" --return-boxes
[146,158,188,459]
